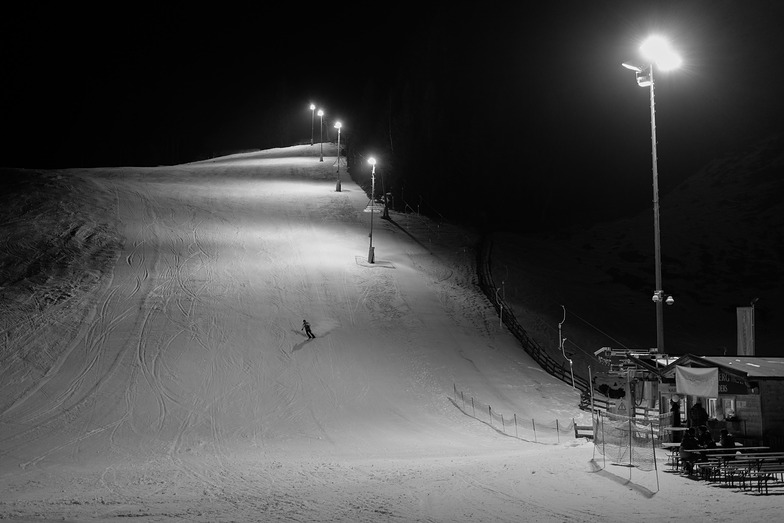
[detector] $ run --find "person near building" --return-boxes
[690,400,709,428]
[670,396,682,443]
[719,428,736,449]
[697,425,716,448]
[679,427,701,475]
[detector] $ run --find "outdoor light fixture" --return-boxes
[367,157,377,264]
[622,35,681,353]
[318,109,324,162]
[621,62,652,87]
[652,291,675,306]
[334,121,342,192]
[640,36,682,71]
[309,103,316,146]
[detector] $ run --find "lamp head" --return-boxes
[368,157,376,166]
[640,35,682,71]
[622,61,652,86]
[334,121,342,130]
[317,109,324,117]
[310,103,316,110]
[635,69,653,87]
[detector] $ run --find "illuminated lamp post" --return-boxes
[334,121,342,192]
[318,109,324,162]
[622,35,681,353]
[309,103,316,145]
[367,157,376,263]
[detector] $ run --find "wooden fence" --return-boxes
[477,234,665,429]
[476,234,592,396]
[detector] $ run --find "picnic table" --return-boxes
[696,448,784,492]
[664,443,754,473]
[661,444,748,470]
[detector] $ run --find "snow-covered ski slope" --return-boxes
[4,145,778,521]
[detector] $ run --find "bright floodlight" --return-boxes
[317,109,324,117]
[334,121,342,129]
[368,157,376,166]
[309,103,315,110]
[622,62,643,72]
[640,36,682,71]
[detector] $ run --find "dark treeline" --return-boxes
[343,6,586,234]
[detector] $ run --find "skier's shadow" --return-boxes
[292,339,312,353]
[291,330,327,353]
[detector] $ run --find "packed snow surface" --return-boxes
[1,145,779,521]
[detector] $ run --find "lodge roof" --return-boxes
[662,354,784,379]
[700,356,784,379]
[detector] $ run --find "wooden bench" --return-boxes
[574,423,593,439]
[706,453,784,492]
[747,458,784,494]
[695,461,722,481]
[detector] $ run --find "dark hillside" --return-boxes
[490,133,784,383]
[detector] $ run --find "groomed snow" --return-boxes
[1,145,779,521]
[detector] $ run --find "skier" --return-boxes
[302,319,315,339]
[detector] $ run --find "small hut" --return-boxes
[659,355,784,449]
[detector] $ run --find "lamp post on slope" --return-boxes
[309,103,316,145]
[622,35,681,353]
[318,109,324,162]
[367,157,376,263]
[334,121,342,192]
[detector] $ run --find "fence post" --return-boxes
[514,413,518,438]
[556,419,560,444]
[650,421,660,492]
[601,412,606,469]
[501,414,505,433]
[532,419,537,443]
[628,416,633,469]
[472,397,475,418]
[461,391,465,411]
[489,405,493,428]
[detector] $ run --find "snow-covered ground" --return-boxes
[1,145,780,521]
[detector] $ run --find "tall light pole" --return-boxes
[334,121,342,192]
[622,35,681,353]
[751,297,759,355]
[318,109,324,162]
[309,103,316,146]
[367,157,376,263]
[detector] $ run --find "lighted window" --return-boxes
[707,398,718,419]
[723,397,736,419]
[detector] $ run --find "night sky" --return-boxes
[3,1,783,231]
